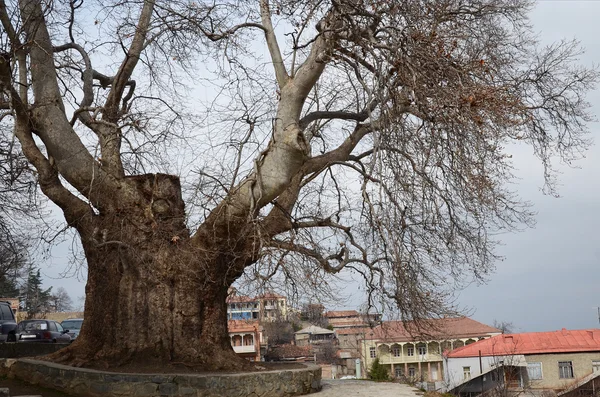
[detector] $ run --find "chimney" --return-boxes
[562,328,569,336]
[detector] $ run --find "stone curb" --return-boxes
[0,359,322,397]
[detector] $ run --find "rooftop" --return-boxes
[226,295,257,303]
[267,344,313,359]
[328,318,371,328]
[257,292,286,300]
[324,310,360,318]
[447,328,600,358]
[365,317,501,342]
[295,325,335,335]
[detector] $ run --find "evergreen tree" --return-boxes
[0,276,19,298]
[21,267,52,319]
[369,358,390,381]
[0,238,28,298]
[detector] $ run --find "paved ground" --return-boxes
[315,379,423,397]
[0,376,422,397]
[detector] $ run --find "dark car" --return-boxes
[16,320,71,343]
[60,318,83,342]
[0,301,16,342]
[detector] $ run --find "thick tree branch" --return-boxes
[259,0,289,87]
[299,110,369,130]
[99,0,155,177]
[0,0,27,102]
[18,0,116,209]
[0,57,92,230]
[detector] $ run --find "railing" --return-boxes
[379,353,443,363]
[233,345,256,354]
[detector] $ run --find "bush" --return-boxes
[368,358,390,381]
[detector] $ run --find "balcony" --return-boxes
[233,345,256,354]
[378,353,443,364]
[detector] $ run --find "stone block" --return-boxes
[133,383,158,396]
[90,382,110,393]
[158,382,178,396]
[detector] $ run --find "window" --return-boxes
[48,322,57,332]
[527,362,543,380]
[61,320,82,330]
[55,322,64,332]
[593,360,600,374]
[0,305,12,321]
[408,367,416,377]
[392,347,401,357]
[370,347,376,358]
[395,367,404,378]
[559,361,574,379]
[407,346,414,356]
[463,366,471,380]
[418,346,427,356]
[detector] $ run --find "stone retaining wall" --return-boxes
[0,359,322,397]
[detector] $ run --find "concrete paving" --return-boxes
[315,380,423,397]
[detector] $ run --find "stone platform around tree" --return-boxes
[0,358,322,397]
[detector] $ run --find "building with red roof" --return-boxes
[444,328,600,396]
[361,317,501,383]
[228,320,263,362]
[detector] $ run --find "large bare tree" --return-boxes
[0,0,596,370]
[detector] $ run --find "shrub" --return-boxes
[368,358,390,381]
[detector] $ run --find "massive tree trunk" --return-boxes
[47,174,253,371]
[7,0,326,372]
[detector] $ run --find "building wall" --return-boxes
[444,354,525,391]
[295,333,310,347]
[445,352,600,393]
[524,352,600,390]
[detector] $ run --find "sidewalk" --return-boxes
[315,380,422,397]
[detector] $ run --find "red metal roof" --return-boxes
[447,329,600,358]
[365,317,501,341]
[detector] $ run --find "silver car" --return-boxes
[60,318,83,342]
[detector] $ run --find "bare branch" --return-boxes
[259,0,289,87]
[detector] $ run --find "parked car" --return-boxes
[15,320,71,343]
[60,318,83,342]
[0,301,17,342]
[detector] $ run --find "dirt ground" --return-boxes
[315,380,423,397]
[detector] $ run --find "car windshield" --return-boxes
[17,321,48,331]
[61,320,82,330]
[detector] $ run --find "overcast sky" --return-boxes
[37,1,600,333]
[458,1,600,333]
